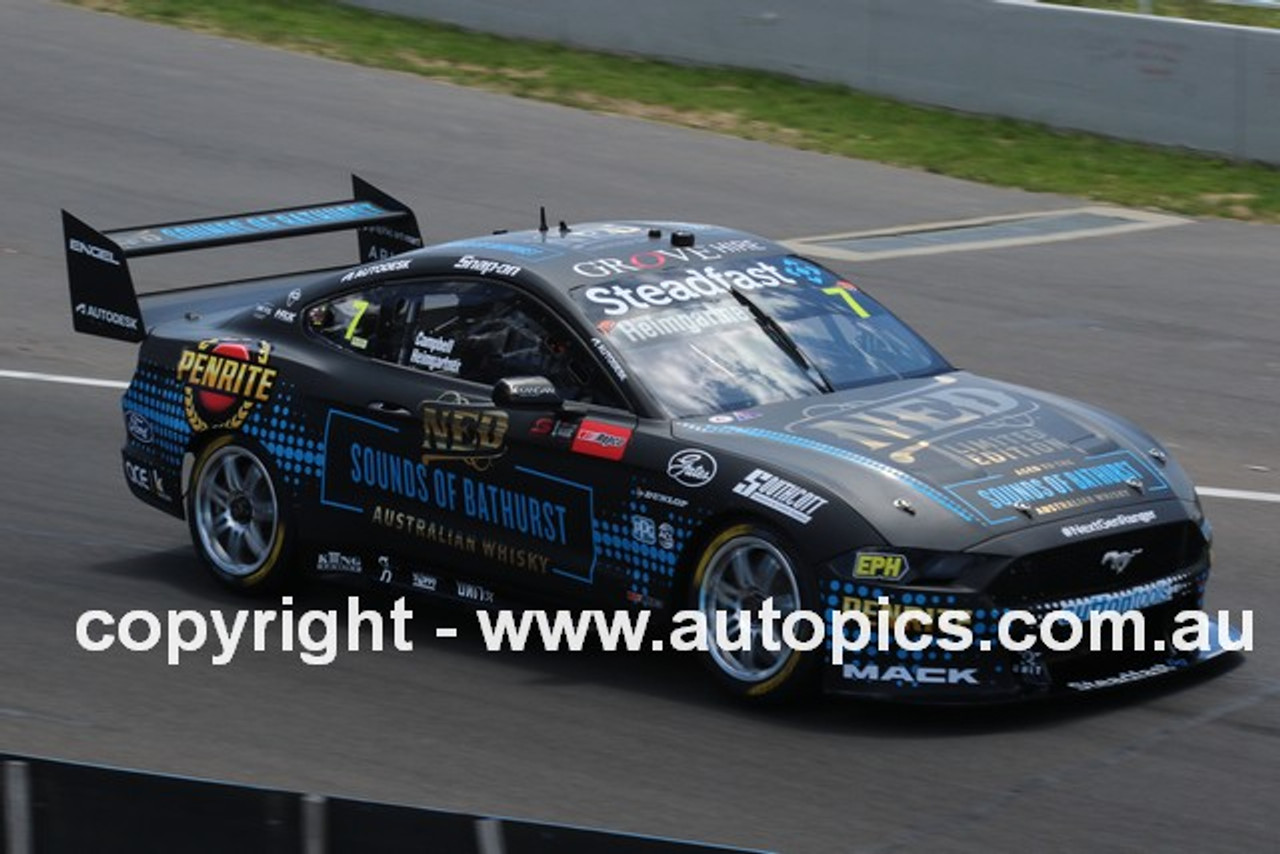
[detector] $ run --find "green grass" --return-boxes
[76,0,1280,222]
[1044,0,1280,29]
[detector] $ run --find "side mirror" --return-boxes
[493,376,563,410]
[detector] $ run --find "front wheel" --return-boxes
[187,436,294,591]
[689,524,819,702]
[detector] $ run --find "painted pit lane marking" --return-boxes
[3,368,1277,506]
[784,206,1191,262]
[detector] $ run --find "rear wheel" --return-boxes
[690,524,818,702]
[187,436,293,591]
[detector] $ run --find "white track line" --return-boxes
[2,368,1276,505]
[1195,487,1280,504]
[0,369,128,389]
[784,205,1191,262]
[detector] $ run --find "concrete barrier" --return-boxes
[344,0,1280,164]
[1,755,767,853]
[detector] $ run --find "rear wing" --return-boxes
[63,175,422,342]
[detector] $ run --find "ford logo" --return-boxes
[666,449,717,488]
[125,410,154,444]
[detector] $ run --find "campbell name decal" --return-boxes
[177,339,277,431]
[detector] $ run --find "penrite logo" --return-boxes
[419,403,509,470]
[176,339,278,432]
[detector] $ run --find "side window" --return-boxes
[307,286,412,364]
[404,280,626,408]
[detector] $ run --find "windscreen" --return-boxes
[571,254,951,417]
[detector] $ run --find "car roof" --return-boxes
[415,220,792,291]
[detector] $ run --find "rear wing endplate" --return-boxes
[63,175,422,342]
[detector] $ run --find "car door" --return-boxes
[299,274,655,607]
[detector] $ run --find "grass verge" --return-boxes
[76,0,1280,222]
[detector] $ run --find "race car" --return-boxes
[63,176,1234,701]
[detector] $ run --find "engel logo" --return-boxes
[69,238,120,266]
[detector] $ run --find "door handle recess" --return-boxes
[366,400,412,416]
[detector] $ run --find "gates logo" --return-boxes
[176,339,278,432]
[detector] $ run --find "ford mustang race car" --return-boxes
[64,177,1233,701]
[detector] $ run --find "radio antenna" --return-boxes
[538,206,548,234]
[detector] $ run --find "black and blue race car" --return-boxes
[63,176,1232,701]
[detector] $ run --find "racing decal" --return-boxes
[316,551,364,574]
[452,255,522,277]
[74,302,139,333]
[112,201,389,251]
[852,551,909,582]
[409,330,462,373]
[786,384,1029,464]
[339,257,412,284]
[418,402,509,470]
[176,339,277,432]
[68,237,121,266]
[946,450,1169,524]
[841,663,980,686]
[123,458,175,503]
[570,419,632,461]
[320,410,595,580]
[125,411,154,444]
[1060,509,1159,539]
[589,337,628,382]
[666,449,717,488]
[731,468,828,524]
[571,239,767,278]
[581,260,796,316]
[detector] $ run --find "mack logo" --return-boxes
[842,663,980,686]
[1100,548,1143,574]
[69,238,120,266]
[176,339,277,432]
[666,449,717,488]
[419,404,509,469]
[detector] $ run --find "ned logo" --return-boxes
[419,403,509,470]
[854,551,908,581]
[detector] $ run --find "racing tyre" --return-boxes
[187,436,294,592]
[689,524,819,702]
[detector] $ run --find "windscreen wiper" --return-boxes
[729,286,833,394]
